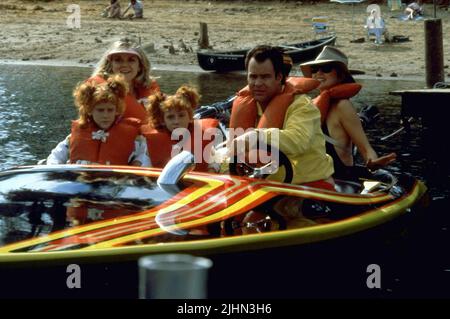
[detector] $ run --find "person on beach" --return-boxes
[300,46,396,179]
[143,85,220,172]
[405,1,424,20]
[229,45,335,190]
[365,8,385,44]
[122,0,144,19]
[102,0,121,19]
[46,75,150,167]
[90,38,160,123]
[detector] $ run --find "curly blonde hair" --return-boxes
[147,85,200,129]
[92,38,154,91]
[74,75,128,128]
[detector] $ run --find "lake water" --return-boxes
[0,63,448,297]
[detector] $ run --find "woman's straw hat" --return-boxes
[300,45,355,83]
[106,38,142,60]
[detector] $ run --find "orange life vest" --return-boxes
[143,119,219,172]
[229,77,320,130]
[88,75,160,123]
[69,118,141,165]
[313,83,362,123]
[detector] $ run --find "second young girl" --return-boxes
[143,85,220,172]
[46,75,150,166]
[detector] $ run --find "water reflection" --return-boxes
[0,65,89,167]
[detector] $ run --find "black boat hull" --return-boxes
[197,36,337,72]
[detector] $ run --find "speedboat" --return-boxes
[0,152,427,264]
[0,93,427,264]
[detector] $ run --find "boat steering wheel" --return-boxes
[212,138,294,236]
[228,139,294,184]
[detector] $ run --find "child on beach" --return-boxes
[102,0,121,19]
[122,0,144,19]
[46,75,150,166]
[142,85,220,172]
[90,38,160,123]
[405,1,424,20]
[365,8,385,44]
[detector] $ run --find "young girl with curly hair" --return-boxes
[143,85,220,171]
[47,75,150,166]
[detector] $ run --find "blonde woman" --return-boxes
[90,38,160,123]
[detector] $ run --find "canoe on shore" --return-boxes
[197,35,337,72]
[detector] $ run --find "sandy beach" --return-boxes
[1,0,449,79]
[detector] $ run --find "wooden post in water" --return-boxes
[424,19,444,88]
[198,22,210,49]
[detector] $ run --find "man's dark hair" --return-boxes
[245,45,287,84]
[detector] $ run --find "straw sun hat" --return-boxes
[300,45,355,83]
[106,38,143,60]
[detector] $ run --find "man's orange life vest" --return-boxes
[143,119,219,172]
[313,83,362,123]
[69,118,141,165]
[229,77,320,130]
[88,75,160,123]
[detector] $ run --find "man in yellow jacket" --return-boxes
[229,45,334,190]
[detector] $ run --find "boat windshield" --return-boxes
[0,167,192,245]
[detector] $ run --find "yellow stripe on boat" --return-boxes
[0,165,426,263]
[84,188,274,249]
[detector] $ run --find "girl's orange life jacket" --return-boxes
[229,77,320,130]
[88,75,160,123]
[313,83,362,123]
[69,118,141,165]
[142,119,219,172]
